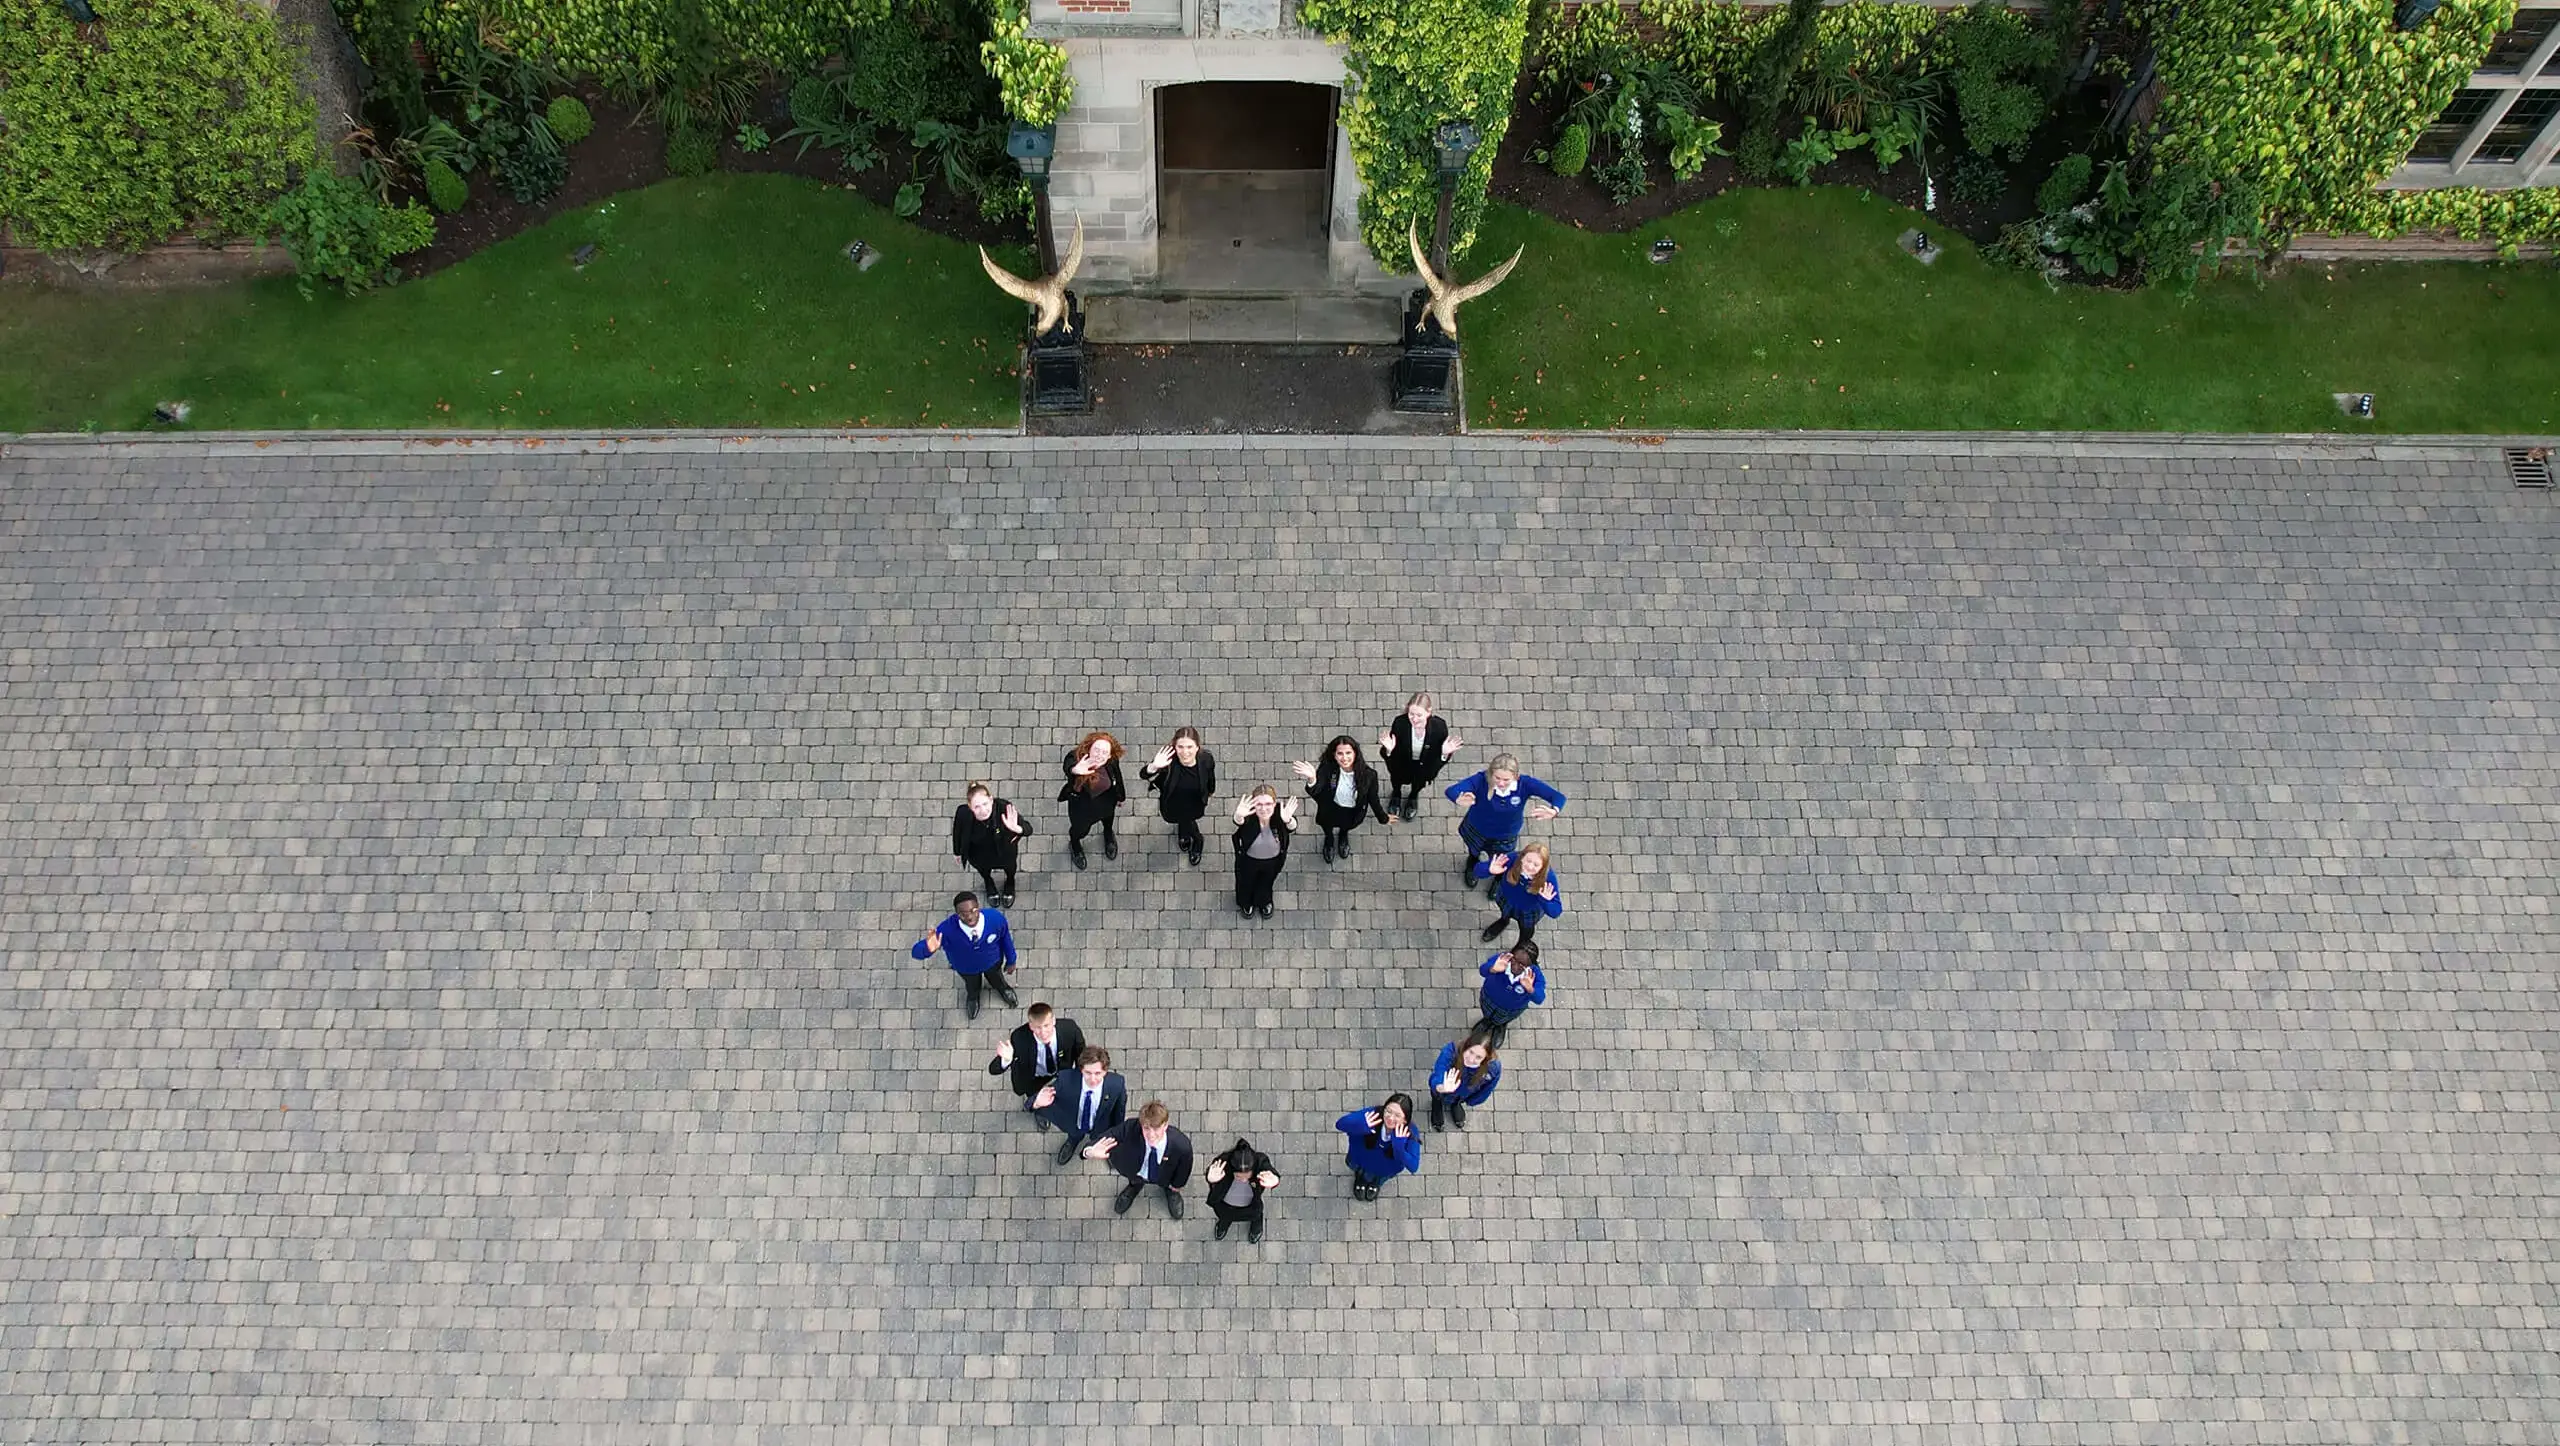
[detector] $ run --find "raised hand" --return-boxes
[1526,800,1559,822]
[1289,759,1317,783]
[1001,803,1022,832]
[1205,1159,1229,1183]
[1445,733,1462,756]
[995,1039,1015,1067]
[920,927,943,956]
[1033,1083,1056,1109]
[1540,879,1558,901]
[1377,731,1395,753]
[1438,1069,1460,1094]
[1454,790,1477,807]
[1151,746,1175,772]
[1255,1170,1280,1189]
[1363,1110,1382,1131]
[1083,1137,1117,1159]
[1488,853,1511,875]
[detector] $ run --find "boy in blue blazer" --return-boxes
[910,891,1017,1020]
[1035,1046,1128,1166]
[1444,752,1566,892]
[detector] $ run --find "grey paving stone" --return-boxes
[0,434,2552,1444]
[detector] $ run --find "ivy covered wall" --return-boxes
[0,0,318,251]
[2139,0,2558,244]
[1298,0,1533,266]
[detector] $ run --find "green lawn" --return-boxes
[1465,189,2560,434]
[0,173,1029,433]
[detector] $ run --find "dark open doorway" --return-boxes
[1156,81,1336,291]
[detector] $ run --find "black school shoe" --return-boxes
[1256,904,1273,920]
[1214,1220,1232,1240]
[1186,843,1203,866]
[1248,1217,1264,1243]
[1102,833,1118,861]
[1069,841,1088,870]
[1054,1135,1081,1166]
[1113,1182,1142,1215]
[1320,837,1335,863]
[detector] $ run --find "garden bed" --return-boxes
[402,83,1024,279]
[1489,71,2072,250]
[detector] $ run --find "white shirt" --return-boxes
[1140,1138,1162,1181]
[1034,1036,1054,1075]
[959,916,987,944]
[1079,1083,1101,1130]
[1333,772,1357,808]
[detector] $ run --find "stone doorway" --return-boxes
[1154,81,1336,292]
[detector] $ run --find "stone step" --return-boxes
[1083,293,1403,345]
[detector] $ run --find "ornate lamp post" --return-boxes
[1002,118,1087,415]
[1396,118,1482,414]
[1429,119,1480,276]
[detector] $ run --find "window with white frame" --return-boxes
[2389,4,2560,186]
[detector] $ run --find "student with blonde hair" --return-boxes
[1230,784,1301,920]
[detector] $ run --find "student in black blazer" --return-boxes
[1139,726,1217,866]
[1036,1045,1127,1166]
[985,1002,1084,1129]
[1230,784,1301,920]
[951,783,1032,906]
[1292,735,1393,864]
[1058,730,1128,870]
[1378,692,1461,820]
[1082,1099,1192,1217]
[1202,1138,1281,1244]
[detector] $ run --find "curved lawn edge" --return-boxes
[0,174,1033,434]
[1460,189,2560,436]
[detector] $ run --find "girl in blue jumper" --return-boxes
[1426,1031,1501,1132]
[1335,1093,1421,1201]
[1444,752,1565,893]
[1473,841,1563,945]
[1474,940,1545,1046]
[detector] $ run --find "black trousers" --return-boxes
[1314,803,1371,848]
[1235,853,1285,909]
[1489,908,1545,946]
[966,851,1019,898]
[1384,762,1443,813]
[1169,815,1204,851]
[960,968,1016,1009]
[1476,1006,1525,1044]
[1208,1195,1264,1226]
[1066,796,1119,845]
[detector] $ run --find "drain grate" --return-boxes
[2507,446,2554,488]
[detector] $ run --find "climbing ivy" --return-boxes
[2137,0,2520,235]
[1299,0,1532,267]
[0,0,317,251]
[980,0,1072,125]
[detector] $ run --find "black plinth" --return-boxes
[1026,294,1090,416]
[1391,289,1458,415]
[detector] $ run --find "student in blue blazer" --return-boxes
[1426,1031,1502,1132]
[1335,1093,1422,1202]
[1474,941,1546,1046]
[1444,752,1565,892]
[1472,841,1563,945]
[1035,1046,1128,1166]
[909,890,1018,1020]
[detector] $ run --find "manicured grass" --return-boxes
[1465,189,2560,434]
[0,173,1029,432]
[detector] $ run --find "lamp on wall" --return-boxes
[2394,0,2440,29]
[1429,119,1481,276]
[1007,120,1059,274]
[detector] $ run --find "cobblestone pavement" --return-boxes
[2,433,2554,1446]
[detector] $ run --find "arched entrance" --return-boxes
[1154,81,1337,291]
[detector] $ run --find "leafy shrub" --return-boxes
[2051,159,2137,277]
[1867,109,1922,171]
[546,95,593,145]
[1985,218,2045,272]
[1736,0,1824,177]
[0,0,317,251]
[1939,1,2052,160]
[422,157,470,212]
[1658,104,1725,181]
[2130,160,2267,296]
[781,73,884,168]
[665,119,718,177]
[1592,146,1650,205]
[1948,152,2006,205]
[496,135,567,202]
[893,179,925,217]
[2036,153,2093,215]
[1778,118,1863,186]
[266,171,434,296]
[1550,123,1591,176]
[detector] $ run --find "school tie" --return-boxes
[1142,1145,1159,1182]
[1038,1040,1053,1075]
[1079,1090,1096,1133]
